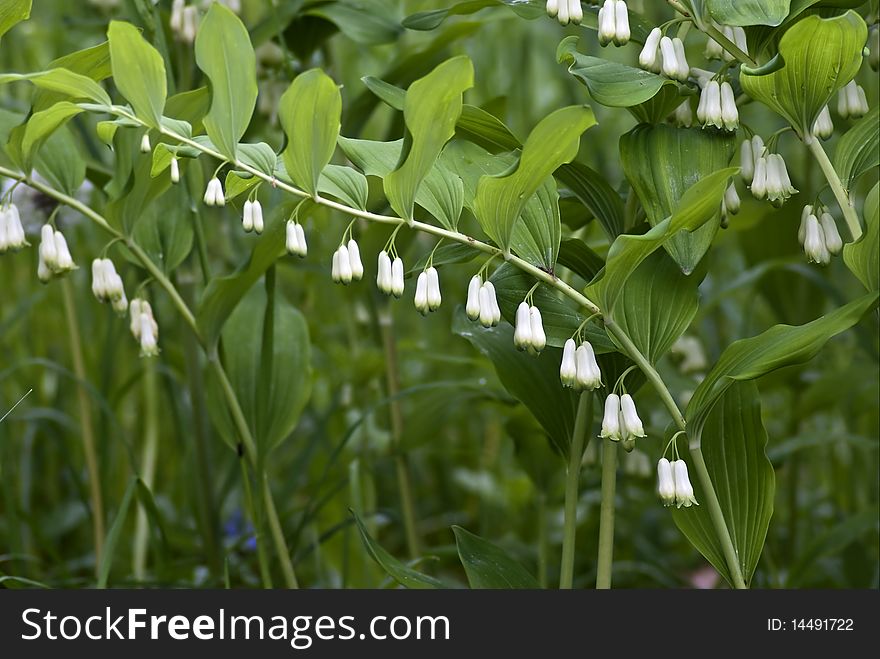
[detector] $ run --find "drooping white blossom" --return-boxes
[574,341,602,390]
[140,133,151,153]
[0,204,28,252]
[513,302,533,351]
[348,239,364,280]
[391,257,405,298]
[251,200,264,234]
[376,251,393,294]
[619,393,646,440]
[600,393,622,441]
[242,200,254,233]
[466,275,482,321]
[560,339,577,388]
[819,212,843,256]
[203,177,224,207]
[802,213,830,265]
[286,221,307,257]
[170,157,180,183]
[672,459,698,508]
[414,271,429,315]
[426,266,441,312]
[638,27,663,73]
[812,105,834,141]
[838,80,868,120]
[130,298,160,357]
[657,458,676,506]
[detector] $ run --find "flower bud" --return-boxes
[251,200,264,234]
[138,312,160,357]
[659,36,678,79]
[376,251,393,293]
[672,459,698,508]
[619,393,646,440]
[336,245,353,284]
[483,281,501,325]
[570,0,583,25]
[600,393,622,441]
[672,37,689,81]
[414,271,429,315]
[598,1,615,46]
[672,100,692,128]
[528,306,546,354]
[170,157,180,183]
[720,81,738,131]
[812,105,834,140]
[556,0,569,25]
[613,1,630,46]
[478,285,495,328]
[348,239,364,280]
[91,258,107,300]
[740,139,755,183]
[0,204,27,252]
[750,156,768,200]
[466,275,482,321]
[819,212,842,255]
[391,257,405,297]
[560,338,577,388]
[242,200,254,232]
[545,0,559,18]
[513,302,533,351]
[639,27,662,73]
[574,341,602,390]
[295,223,307,257]
[425,266,441,311]
[657,458,676,506]
[140,133,151,153]
[798,205,813,245]
[724,183,740,215]
[204,177,224,207]
[39,224,58,269]
[286,220,303,256]
[803,213,830,265]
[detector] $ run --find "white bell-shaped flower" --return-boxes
[698,81,723,129]
[672,459,698,508]
[803,213,830,265]
[750,156,768,200]
[574,341,602,390]
[130,298,160,357]
[555,0,569,25]
[91,258,107,300]
[140,133,151,153]
[657,458,676,506]
[513,302,533,351]
[559,338,577,388]
[672,100,692,127]
[671,37,689,81]
[203,177,224,207]
[477,285,495,328]
[704,34,724,60]
[766,154,797,205]
[39,224,58,270]
[52,230,76,273]
[528,306,546,354]
[170,157,180,183]
[740,139,755,184]
[466,275,482,321]
[812,105,834,140]
[619,393,646,440]
[638,27,662,73]
[414,271,430,315]
[0,204,28,252]
[335,245,353,284]
[348,239,364,280]
[600,393,622,441]
[545,0,559,18]
[242,200,254,232]
[286,220,306,257]
[659,36,678,79]
[798,205,813,245]
[425,266,441,311]
[569,0,583,25]
[724,183,740,216]
[391,257,405,298]
[376,251,393,294]
[138,312,159,357]
[613,1,630,46]
[819,212,843,255]
[483,281,501,325]
[838,80,868,119]
[251,200,264,234]
[597,0,615,46]
[720,82,738,131]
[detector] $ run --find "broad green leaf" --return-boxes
[452,526,540,589]
[612,251,700,363]
[843,183,879,292]
[473,105,596,251]
[457,104,520,152]
[490,264,616,353]
[307,0,401,45]
[510,177,560,269]
[686,292,880,436]
[403,0,544,30]
[557,238,605,282]
[352,512,445,589]
[558,36,682,109]
[453,308,580,453]
[33,126,85,196]
[165,87,211,129]
[555,161,625,240]
[319,164,369,210]
[197,206,291,348]
[107,21,166,128]
[589,168,737,311]
[34,41,111,111]
[195,3,257,161]
[338,136,463,230]
[209,287,311,455]
[620,125,737,273]
[237,142,277,176]
[20,101,83,169]
[0,0,30,43]
[97,477,137,588]
[131,183,194,273]
[833,106,879,193]
[672,382,775,587]
[740,12,867,138]
[706,0,790,27]
[384,56,474,220]
[0,69,111,106]
[279,68,341,197]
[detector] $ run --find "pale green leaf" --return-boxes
[843,183,879,292]
[706,0,790,27]
[20,101,83,168]
[0,0,30,44]
[453,526,540,589]
[0,69,111,106]
[833,106,879,192]
[108,21,167,128]
[318,164,369,210]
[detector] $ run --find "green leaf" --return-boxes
[352,512,445,589]
[671,382,775,587]
[279,68,341,197]
[403,0,544,30]
[612,251,700,363]
[705,0,790,27]
[307,0,402,45]
[384,56,474,220]
[843,183,879,292]
[510,177,561,269]
[453,308,580,453]
[97,477,137,588]
[319,164,369,210]
[107,21,166,128]
[33,126,85,196]
[0,69,111,107]
[209,286,311,455]
[195,3,257,161]
[740,12,867,138]
[558,36,682,109]
[833,106,879,192]
[555,161,625,240]
[686,292,880,436]
[474,105,596,252]
[557,238,605,281]
[620,125,737,274]
[589,168,737,312]
[131,183,194,273]
[452,526,540,589]
[237,142,277,176]
[20,101,83,169]
[34,41,111,112]
[0,0,30,44]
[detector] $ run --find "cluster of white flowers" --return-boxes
[559,339,602,391]
[513,302,546,354]
[285,221,308,257]
[670,336,707,374]
[704,24,747,62]
[657,457,698,508]
[837,80,869,120]
[600,393,646,445]
[91,258,128,313]
[640,30,690,82]
[597,0,630,47]
[376,252,405,297]
[241,199,264,234]
[129,299,159,357]
[414,267,442,315]
[170,0,200,43]
[811,105,834,141]
[37,225,77,283]
[331,239,364,285]
[465,276,501,328]
[0,203,28,252]
[203,177,225,207]
[741,136,797,205]
[696,80,738,131]
[799,205,842,265]
[544,0,583,26]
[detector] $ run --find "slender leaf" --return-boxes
[97,477,138,588]
[834,106,879,192]
[453,526,540,589]
[0,69,111,106]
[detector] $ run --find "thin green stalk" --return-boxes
[378,312,421,559]
[806,137,863,240]
[60,278,105,577]
[240,459,272,588]
[537,492,548,589]
[133,359,159,580]
[262,476,299,588]
[559,391,592,590]
[596,439,618,589]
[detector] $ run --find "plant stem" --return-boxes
[133,359,159,580]
[559,391,591,590]
[60,278,105,578]
[806,137,863,241]
[702,23,757,67]
[240,459,272,588]
[262,476,299,588]
[537,493,548,589]
[595,438,618,589]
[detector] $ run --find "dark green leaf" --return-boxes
[834,106,879,193]
[97,477,138,588]
[843,182,878,292]
[452,526,540,589]
[352,512,445,588]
